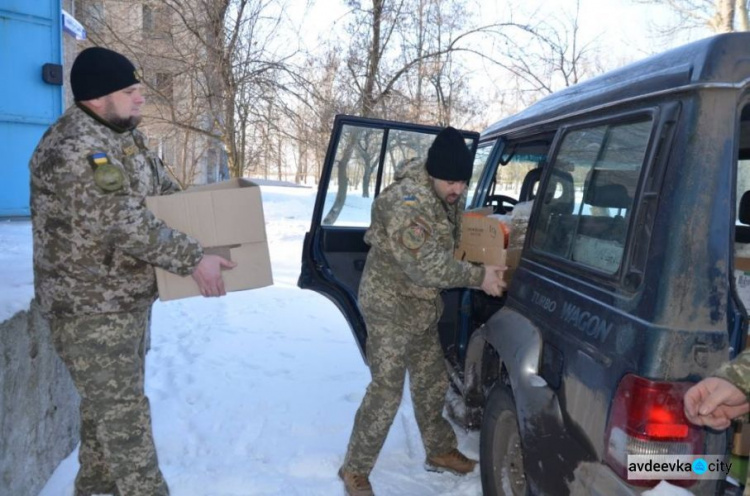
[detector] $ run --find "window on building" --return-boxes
[82,1,106,33]
[142,4,171,38]
[155,72,174,103]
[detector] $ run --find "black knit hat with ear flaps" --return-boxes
[71,47,140,101]
[425,126,473,181]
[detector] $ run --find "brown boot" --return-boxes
[425,448,477,475]
[338,467,374,496]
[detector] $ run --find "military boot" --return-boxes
[338,467,375,496]
[424,448,477,475]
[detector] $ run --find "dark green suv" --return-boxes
[300,32,750,495]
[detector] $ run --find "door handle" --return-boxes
[42,63,63,85]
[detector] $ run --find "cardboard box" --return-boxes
[737,256,750,272]
[454,208,507,268]
[146,178,273,301]
[504,248,522,284]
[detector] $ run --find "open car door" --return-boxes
[298,114,479,363]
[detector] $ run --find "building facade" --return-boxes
[71,0,228,187]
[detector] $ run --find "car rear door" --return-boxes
[298,114,479,362]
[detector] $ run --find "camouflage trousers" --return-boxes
[50,308,169,496]
[342,294,457,475]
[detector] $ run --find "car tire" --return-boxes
[480,383,528,496]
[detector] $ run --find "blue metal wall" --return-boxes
[0,0,62,216]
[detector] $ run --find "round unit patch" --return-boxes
[94,164,125,192]
[402,224,427,250]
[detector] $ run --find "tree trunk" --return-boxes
[277,135,283,181]
[710,0,736,32]
[738,0,750,30]
[322,138,356,225]
[324,0,383,224]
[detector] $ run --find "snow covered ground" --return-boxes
[2,184,694,495]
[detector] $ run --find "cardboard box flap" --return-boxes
[184,177,257,192]
[146,181,266,247]
[463,206,494,217]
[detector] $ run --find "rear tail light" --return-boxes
[604,374,704,487]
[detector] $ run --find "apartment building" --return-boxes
[72,0,228,186]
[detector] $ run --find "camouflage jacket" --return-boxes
[713,351,750,397]
[30,104,203,317]
[713,351,750,494]
[359,158,485,304]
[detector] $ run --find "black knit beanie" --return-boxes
[426,126,473,181]
[71,47,140,101]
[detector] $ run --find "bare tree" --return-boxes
[75,0,227,186]
[323,0,495,223]
[286,46,354,185]
[77,0,305,182]
[633,0,749,34]
[739,0,750,29]
[162,0,301,178]
[469,0,602,110]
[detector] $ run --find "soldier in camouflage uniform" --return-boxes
[30,47,235,496]
[338,127,505,496]
[685,352,750,495]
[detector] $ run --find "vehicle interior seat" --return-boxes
[519,167,542,202]
[580,173,632,243]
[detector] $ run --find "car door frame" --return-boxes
[298,114,479,363]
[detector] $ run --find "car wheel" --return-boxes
[480,383,528,496]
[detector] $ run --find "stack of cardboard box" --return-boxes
[453,206,528,285]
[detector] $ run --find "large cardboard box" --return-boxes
[146,178,273,301]
[454,208,507,269]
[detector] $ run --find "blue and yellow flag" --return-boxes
[87,152,109,169]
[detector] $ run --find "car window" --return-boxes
[380,129,438,190]
[735,107,750,257]
[493,150,544,198]
[321,125,384,226]
[736,106,750,234]
[738,158,750,228]
[321,124,474,226]
[531,118,652,274]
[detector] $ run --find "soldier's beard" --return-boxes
[106,113,142,130]
[103,100,142,130]
[431,178,463,205]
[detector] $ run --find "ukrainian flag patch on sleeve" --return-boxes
[87,152,109,169]
[403,195,418,207]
